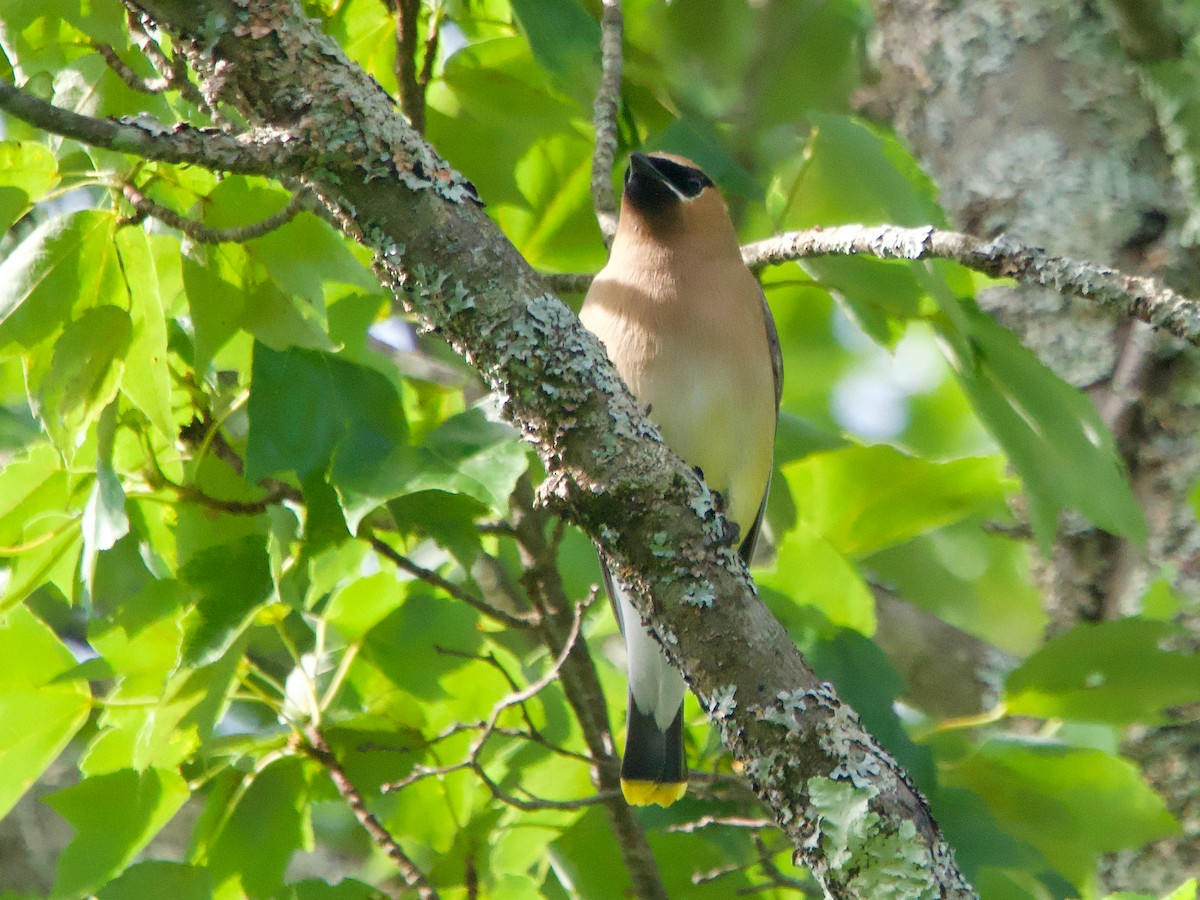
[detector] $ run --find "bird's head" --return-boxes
[616,152,737,251]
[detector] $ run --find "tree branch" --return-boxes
[506,480,671,900]
[368,535,539,630]
[303,724,439,899]
[121,182,311,242]
[0,79,304,176]
[545,223,1200,348]
[388,0,427,135]
[94,42,171,93]
[590,0,623,245]
[744,225,1200,345]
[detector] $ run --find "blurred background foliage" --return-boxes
[0,0,1198,897]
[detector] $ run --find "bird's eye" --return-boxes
[686,175,705,194]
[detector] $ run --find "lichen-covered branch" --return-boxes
[743,224,1200,345]
[0,78,304,176]
[3,1,974,893]
[590,0,623,245]
[545,223,1200,348]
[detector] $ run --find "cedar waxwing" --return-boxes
[579,152,782,807]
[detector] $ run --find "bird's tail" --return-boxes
[613,580,688,806]
[621,700,686,806]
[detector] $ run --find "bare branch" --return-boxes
[122,182,310,243]
[506,480,670,900]
[368,535,539,629]
[388,0,427,135]
[668,816,774,834]
[122,7,214,112]
[0,79,304,176]
[383,598,608,812]
[417,7,441,92]
[94,42,171,93]
[547,224,1200,348]
[303,725,439,900]
[591,0,623,244]
[743,224,1200,346]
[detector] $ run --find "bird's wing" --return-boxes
[738,288,783,565]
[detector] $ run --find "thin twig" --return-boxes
[383,599,603,811]
[304,725,439,900]
[122,182,311,243]
[743,224,1200,344]
[506,478,670,900]
[389,0,427,135]
[417,7,441,91]
[668,816,774,834]
[591,0,623,245]
[369,536,539,629]
[123,7,213,113]
[94,42,170,93]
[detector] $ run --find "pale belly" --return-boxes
[626,340,775,539]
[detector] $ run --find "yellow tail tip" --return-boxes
[621,779,687,807]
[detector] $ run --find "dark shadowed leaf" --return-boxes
[1005,617,1200,724]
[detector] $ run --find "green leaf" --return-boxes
[32,305,131,453]
[285,879,389,900]
[780,445,1010,558]
[509,0,599,94]
[1004,618,1200,724]
[946,307,1146,548]
[246,342,406,485]
[948,740,1178,887]
[785,113,945,228]
[47,767,189,899]
[495,132,603,271]
[180,242,250,372]
[335,406,527,529]
[179,535,273,667]
[202,177,378,305]
[0,140,59,233]
[352,589,484,728]
[0,210,119,350]
[323,570,412,641]
[0,442,71,547]
[115,227,175,440]
[0,605,91,820]
[1104,884,1197,900]
[199,756,312,898]
[387,490,487,571]
[756,527,876,634]
[0,525,83,616]
[95,861,212,900]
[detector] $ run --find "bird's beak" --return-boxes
[628,152,662,184]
